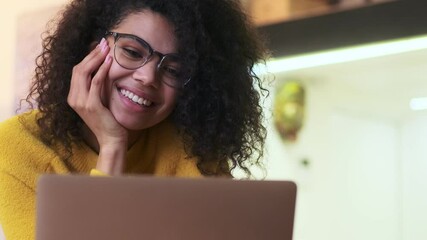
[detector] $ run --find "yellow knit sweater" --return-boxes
[0,111,202,240]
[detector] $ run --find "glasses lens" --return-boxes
[159,55,191,88]
[112,33,192,88]
[115,36,151,69]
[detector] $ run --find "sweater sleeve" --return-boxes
[0,171,36,240]
[90,168,109,176]
[0,112,58,240]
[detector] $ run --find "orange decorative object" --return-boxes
[273,81,305,142]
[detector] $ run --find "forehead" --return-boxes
[111,10,178,54]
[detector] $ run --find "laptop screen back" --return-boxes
[36,175,297,240]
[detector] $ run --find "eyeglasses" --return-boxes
[105,31,191,89]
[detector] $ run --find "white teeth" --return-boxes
[120,89,152,107]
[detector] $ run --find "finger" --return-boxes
[69,38,110,104]
[88,54,113,106]
[78,38,110,76]
[69,39,106,91]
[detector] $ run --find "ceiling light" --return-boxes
[410,97,427,111]
[256,34,427,74]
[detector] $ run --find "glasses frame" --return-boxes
[105,31,191,89]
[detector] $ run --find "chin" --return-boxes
[117,118,151,131]
[109,104,172,131]
[115,113,163,131]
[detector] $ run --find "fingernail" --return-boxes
[104,55,112,63]
[97,38,105,49]
[101,43,109,53]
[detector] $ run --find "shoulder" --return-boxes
[0,111,42,151]
[0,111,58,189]
[144,120,201,177]
[147,119,183,149]
[147,120,232,178]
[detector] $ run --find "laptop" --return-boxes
[36,175,297,240]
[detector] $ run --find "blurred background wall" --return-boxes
[0,0,68,120]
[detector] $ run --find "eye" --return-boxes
[160,65,181,79]
[121,47,144,60]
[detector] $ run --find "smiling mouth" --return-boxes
[119,88,153,107]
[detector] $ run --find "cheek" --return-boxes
[163,88,180,108]
[107,60,123,78]
[100,77,114,106]
[101,63,121,105]
[103,61,126,99]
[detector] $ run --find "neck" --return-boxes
[81,124,143,153]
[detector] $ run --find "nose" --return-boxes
[132,59,160,88]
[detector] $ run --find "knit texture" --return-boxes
[0,111,201,240]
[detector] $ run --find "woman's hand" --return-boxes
[67,38,127,175]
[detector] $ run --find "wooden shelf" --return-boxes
[257,0,427,57]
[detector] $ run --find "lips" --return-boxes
[119,88,153,107]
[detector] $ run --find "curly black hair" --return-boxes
[26,0,268,178]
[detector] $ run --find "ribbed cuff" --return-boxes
[90,168,109,176]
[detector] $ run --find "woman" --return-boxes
[0,0,267,239]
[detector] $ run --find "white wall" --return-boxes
[264,77,402,240]
[0,0,68,121]
[401,115,427,240]
[264,50,427,240]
